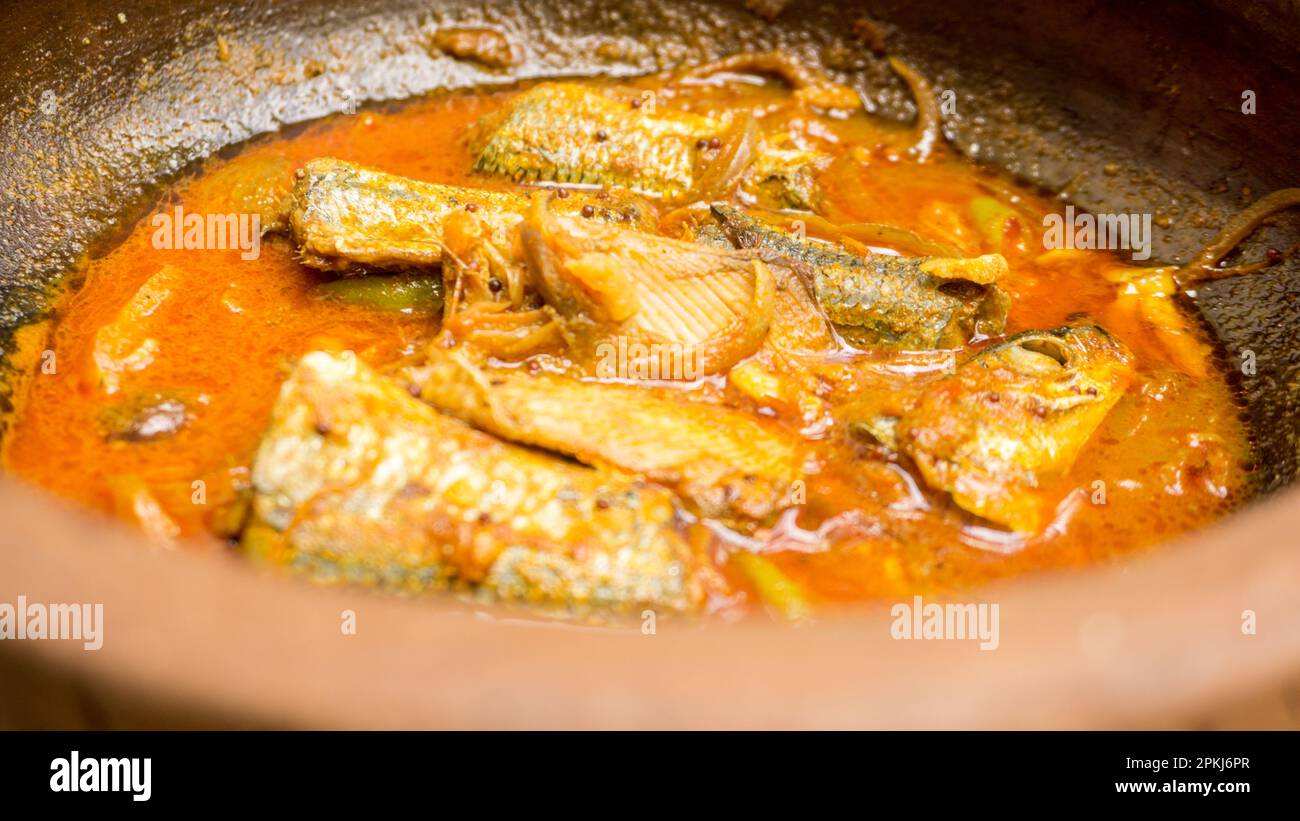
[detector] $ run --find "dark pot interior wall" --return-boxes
[1,0,1297,487]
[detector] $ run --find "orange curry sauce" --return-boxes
[1,78,1251,609]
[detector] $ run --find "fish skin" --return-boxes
[285,157,654,274]
[412,346,806,527]
[472,82,830,207]
[710,204,1010,350]
[472,82,719,200]
[741,142,827,212]
[246,350,706,616]
[522,201,775,376]
[711,203,858,269]
[815,256,1010,350]
[886,323,1136,532]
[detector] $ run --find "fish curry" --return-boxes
[0,54,1258,621]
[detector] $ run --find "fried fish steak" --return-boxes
[471,81,831,206]
[245,350,708,616]
[285,157,654,273]
[711,204,1010,350]
[881,323,1136,531]
[522,202,775,376]
[472,82,720,200]
[410,346,806,527]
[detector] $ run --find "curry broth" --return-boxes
[1,77,1250,610]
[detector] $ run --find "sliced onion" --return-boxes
[1177,187,1300,286]
[690,114,760,202]
[887,57,942,162]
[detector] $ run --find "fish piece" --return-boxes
[761,255,838,355]
[288,158,517,272]
[89,264,185,394]
[871,324,1136,532]
[411,346,806,526]
[690,219,736,250]
[712,203,863,268]
[814,261,1001,345]
[285,157,653,273]
[472,82,827,205]
[522,201,775,376]
[432,200,777,368]
[246,350,709,616]
[711,204,1009,349]
[742,142,827,212]
[472,82,721,200]
[723,254,837,428]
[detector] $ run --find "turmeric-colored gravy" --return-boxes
[1,76,1250,615]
